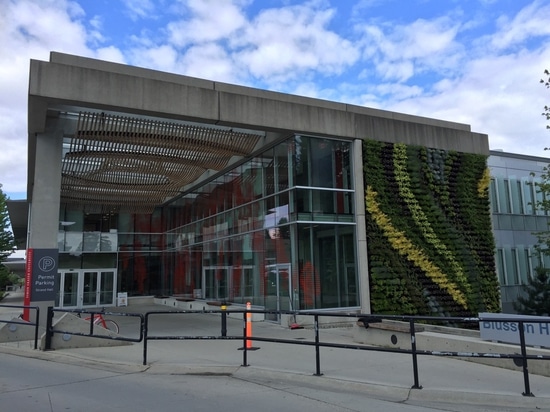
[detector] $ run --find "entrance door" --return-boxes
[203,266,230,301]
[57,269,116,309]
[58,270,79,307]
[265,264,291,322]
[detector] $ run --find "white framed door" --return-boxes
[265,263,292,322]
[57,269,117,309]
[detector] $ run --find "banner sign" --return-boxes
[30,248,59,302]
[479,312,550,348]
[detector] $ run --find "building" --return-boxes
[488,150,550,313]
[9,52,501,326]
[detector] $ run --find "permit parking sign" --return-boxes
[31,249,59,301]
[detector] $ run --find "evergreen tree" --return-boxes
[514,266,550,316]
[532,70,550,251]
[0,184,16,300]
[0,184,16,261]
[515,70,550,316]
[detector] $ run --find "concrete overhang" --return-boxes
[27,52,489,216]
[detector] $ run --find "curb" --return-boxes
[2,343,548,410]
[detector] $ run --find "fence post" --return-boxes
[44,306,54,351]
[314,314,322,376]
[33,306,40,350]
[142,313,149,365]
[409,319,422,389]
[221,304,227,337]
[518,321,533,397]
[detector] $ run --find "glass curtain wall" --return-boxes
[58,135,359,311]
[164,135,359,310]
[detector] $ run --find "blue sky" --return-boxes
[2,0,550,200]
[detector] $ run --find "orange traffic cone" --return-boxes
[246,301,252,348]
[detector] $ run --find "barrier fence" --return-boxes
[0,304,40,349]
[41,307,550,397]
[44,307,144,349]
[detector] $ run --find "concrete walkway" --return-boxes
[1,293,550,410]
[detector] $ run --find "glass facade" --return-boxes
[488,152,550,312]
[57,135,359,312]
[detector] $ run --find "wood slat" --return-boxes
[61,112,261,213]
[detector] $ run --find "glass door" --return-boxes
[99,271,115,306]
[57,270,79,308]
[82,271,98,307]
[57,269,117,309]
[265,264,291,322]
[203,266,230,301]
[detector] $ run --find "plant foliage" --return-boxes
[0,184,16,300]
[0,185,15,261]
[515,70,550,315]
[514,267,550,316]
[363,140,500,317]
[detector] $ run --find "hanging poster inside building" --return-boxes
[30,248,59,301]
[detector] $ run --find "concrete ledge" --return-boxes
[353,322,550,377]
[0,318,43,342]
[281,314,356,329]
[41,313,130,350]
[125,296,155,306]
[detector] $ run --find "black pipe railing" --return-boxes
[39,306,550,396]
[44,307,144,350]
[0,304,40,349]
[141,309,550,397]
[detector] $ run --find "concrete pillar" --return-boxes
[26,130,63,327]
[353,139,371,314]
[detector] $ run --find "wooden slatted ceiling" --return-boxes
[61,112,261,213]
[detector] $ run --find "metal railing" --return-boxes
[140,309,550,397]
[44,307,144,350]
[0,304,40,349]
[41,306,550,396]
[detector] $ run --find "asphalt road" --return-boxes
[1,351,546,412]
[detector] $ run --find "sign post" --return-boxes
[23,248,59,322]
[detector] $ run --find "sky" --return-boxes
[1,0,550,200]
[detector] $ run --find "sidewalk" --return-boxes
[2,294,550,410]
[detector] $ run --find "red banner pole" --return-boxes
[23,248,33,321]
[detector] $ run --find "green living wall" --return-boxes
[364,140,500,317]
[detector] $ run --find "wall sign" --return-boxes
[479,312,550,348]
[29,248,59,302]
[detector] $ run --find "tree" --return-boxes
[0,184,16,260]
[532,70,550,251]
[514,266,550,316]
[0,184,16,300]
[515,71,550,315]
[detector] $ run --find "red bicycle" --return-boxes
[79,310,120,334]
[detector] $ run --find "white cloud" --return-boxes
[357,16,463,82]
[237,4,360,82]
[130,44,180,73]
[95,46,126,64]
[0,108,28,193]
[492,0,550,51]
[0,0,92,194]
[120,0,158,21]
[180,43,243,82]
[167,0,249,47]
[387,48,550,157]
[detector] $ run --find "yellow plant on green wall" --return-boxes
[366,185,468,309]
[392,144,471,294]
[478,167,491,197]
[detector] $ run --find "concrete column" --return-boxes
[353,139,371,314]
[27,130,63,326]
